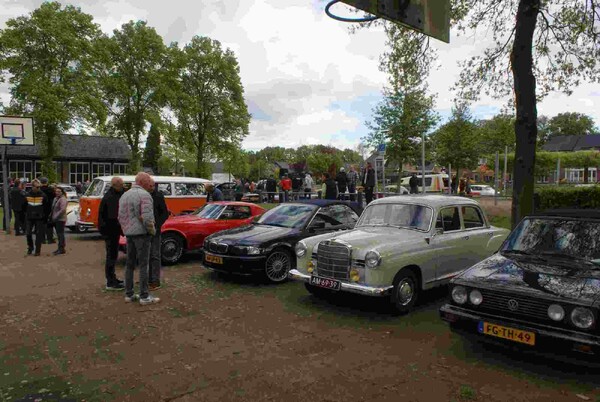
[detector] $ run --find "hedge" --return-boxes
[535,185,600,210]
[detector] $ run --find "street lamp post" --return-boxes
[422,131,426,194]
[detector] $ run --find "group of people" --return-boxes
[4,178,68,256]
[98,172,168,305]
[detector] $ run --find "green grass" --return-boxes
[458,385,476,400]
[488,214,511,229]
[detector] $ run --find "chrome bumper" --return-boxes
[288,269,393,297]
[75,220,95,228]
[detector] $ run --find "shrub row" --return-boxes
[535,185,600,210]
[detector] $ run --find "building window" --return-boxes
[9,160,33,182]
[69,162,90,185]
[537,175,549,184]
[92,163,111,179]
[113,163,128,175]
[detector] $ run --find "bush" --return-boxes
[535,185,600,210]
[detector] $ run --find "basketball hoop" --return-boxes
[325,0,379,23]
[6,137,23,146]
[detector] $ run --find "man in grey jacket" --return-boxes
[118,172,159,305]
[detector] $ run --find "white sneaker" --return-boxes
[125,294,140,303]
[139,295,160,305]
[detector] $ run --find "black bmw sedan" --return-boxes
[440,210,600,361]
[202,199,363,283]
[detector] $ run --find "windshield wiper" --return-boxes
[537,251,600,266]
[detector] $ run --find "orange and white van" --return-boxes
[75,176,211,230]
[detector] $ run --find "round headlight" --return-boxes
[571,307,595,329]
[365,250,381,269]
[469,289,483,305]
[86,208,91,216]
[295,241,307,258]
[547,304,565,322]
[451,286,468,305]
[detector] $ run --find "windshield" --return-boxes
[60,186,75,193]
[196,204,225,219]
[357,203,433,232]
[256,204,316,228]
[84,179,104,197]
[502,217,600,264]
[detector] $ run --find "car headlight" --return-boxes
[469,289,483,306]
[246,246,261,255]
[365,250,381,268]
[571,307,594,329]
[295,241,307,258]
[86,208,91,217]
[547,304,565,322]
[451,286,468,305]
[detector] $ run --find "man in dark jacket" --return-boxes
[409,173,419,194]
[322,173,338,200]
[266,176,277,203]
[98,177,125,290]
[149,185,169,290]
[25,179,49,256]
[335,168,348,200]
[362,163,375,205]
[9,179,27,235]
[39,178,55,244]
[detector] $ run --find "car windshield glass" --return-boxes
[256,204,316,228]
[61,186,75,192]
[357,203,433,231]
[196,204,225,219]
[502,217,600,265]
[85,179,104,197]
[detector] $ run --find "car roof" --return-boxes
[529,209,600,220]
[92,175,211,183]
[369,194,480,208]
[286,199,363,213]
[208,201,263,208]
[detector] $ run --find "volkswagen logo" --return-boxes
[507,299,519,311]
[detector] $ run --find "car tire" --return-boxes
[264,248,293,283]
[391,268,419,314]
[161,233,184,265]
[304,283,332,299]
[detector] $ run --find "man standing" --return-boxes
[346,166,358,201]
[280,174,292,202]
[25,179,49,256]
[321,173,338,200]
[409,173,419,194]
[99,177,126,290]
[39,178,55,244]
[149,184,169,290]
[206,183,224,202]
[9,179,26,235]
[303,172,313,199]
[266,175,277,203]
[118,172,159,305]
[362,163,375,205]
[335,168,348,200]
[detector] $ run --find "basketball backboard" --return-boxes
[0,115,34,145]
[335,0,450,43]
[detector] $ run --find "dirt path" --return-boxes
[0,232,598,402]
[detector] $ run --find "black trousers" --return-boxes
[26,219,45,252]
[365,186,374,205]
[45,222,55,242]
[13,210,25,234]
[104,232,121,284]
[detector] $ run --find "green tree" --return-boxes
[546,112,599,138]
[142,121,162,173]
[170,37,250,178]
[478,114,516,153]
[98,20,169,172]
[0,2,104,181]
[364,88,438,185]
[431,104,479,175]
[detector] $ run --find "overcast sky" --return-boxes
[1,0,599,152]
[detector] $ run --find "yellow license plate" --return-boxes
[205,254,223,264]
[478,321,535,346]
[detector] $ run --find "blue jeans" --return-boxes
[125,235,151,299]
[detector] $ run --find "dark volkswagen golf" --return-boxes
[440,210,600,360]
[202,199,363,283]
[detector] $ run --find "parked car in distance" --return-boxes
[57,184,79,201]
[290,195,509,313]
[384,185,410,194]
[470,184,496,197]
[216,182,237,201]
[241,193,261,203]
[440,209,600,360]
[119,202,265,265]
[202,199,363,283]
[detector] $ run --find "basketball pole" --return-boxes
[2,144,10,234]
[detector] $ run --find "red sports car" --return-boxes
[119,202,266,265]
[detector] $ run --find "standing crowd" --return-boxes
[4,177,68,256]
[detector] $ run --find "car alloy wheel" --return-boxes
[265,249,292,283]
[161,233,184,265]
[391,269,419,314]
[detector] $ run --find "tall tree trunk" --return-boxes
[510,0,540,228]
[43,123,58,182]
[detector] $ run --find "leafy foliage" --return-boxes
[142,122,162,174]
[536,185,600,210]
[477,114,516,153]
[545,112,599,138]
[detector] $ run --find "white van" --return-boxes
[400,173,449,193]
